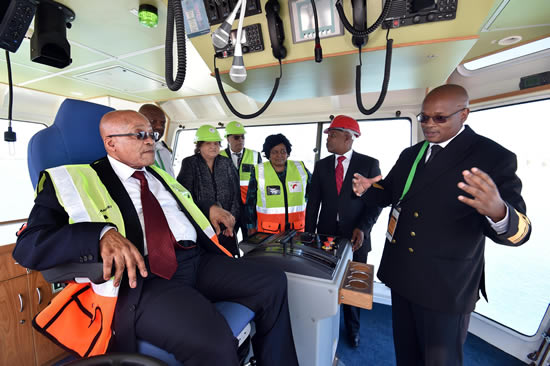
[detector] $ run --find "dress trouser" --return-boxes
[134,247,299,366]
[343,241,367,337]
[390,290,471,366]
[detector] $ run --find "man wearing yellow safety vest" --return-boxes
[13,111,299,365]
[139,104,175,177]
[220,121,262,237]
[244,134,311,235]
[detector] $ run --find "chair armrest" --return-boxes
[41,262,106,284]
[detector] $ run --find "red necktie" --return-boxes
[132,171,177,280]
[335,155,346,195]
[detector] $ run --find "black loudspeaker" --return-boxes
[265,0,286,60]
[30,0,75,69]
[0,0,37,53]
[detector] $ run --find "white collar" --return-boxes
[335,149,353,161]
[107,155,146,182]
[430,124,466,149]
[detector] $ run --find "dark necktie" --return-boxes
[233,152,242,169]
[132,171,177,280]
[335,155,346,195]
[426,145,443,165]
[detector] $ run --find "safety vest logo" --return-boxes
[288,181,302,193]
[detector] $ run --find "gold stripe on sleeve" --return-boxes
[507,210,531,245]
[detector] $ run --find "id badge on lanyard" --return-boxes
[386,141,429,243]
[386,204,401,242]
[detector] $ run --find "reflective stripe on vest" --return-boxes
[256,161,307,233]
[221,148,259,203]
[34,165,123,357]
[33,164,231,358]
[149,165,232,258]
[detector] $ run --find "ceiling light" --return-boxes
[138,4,158,28]
[498,35,522,46]
[464,36,550,71]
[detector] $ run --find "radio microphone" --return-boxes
[230,47,247,83]
[211,0,242,49]
[230,0,247,83]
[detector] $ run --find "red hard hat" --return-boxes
[323,115,361,137]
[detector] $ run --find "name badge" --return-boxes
[385,206,401,242]
[241,163,253,173]
[267,186,281,195]
[288,181,302,193]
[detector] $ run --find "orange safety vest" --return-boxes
[255,161,308,234]
[31,164,228,357]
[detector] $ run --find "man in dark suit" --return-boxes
[352,85,532,366]
[13,110,299,365]
[305,115,382,348]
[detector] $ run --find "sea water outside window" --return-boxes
[0,120,46,245]
[466,99,550,336]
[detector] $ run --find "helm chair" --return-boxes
[323,115,361,137]
[224,121,246,137]
[195,124,222,142]
[27,99,255,366]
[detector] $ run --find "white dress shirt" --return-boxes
[333,149,354,222]
[230,149,242,169]
[154,141,175,177]
[334,149,354,180]
[106,155,197,255]
[424,125,509,234]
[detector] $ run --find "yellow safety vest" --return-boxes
[255,161,308,234]
[32,164,228,358]
[220,148,260,203]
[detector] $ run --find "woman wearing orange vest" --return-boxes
[244,134,311,235]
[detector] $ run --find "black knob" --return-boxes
[242,46,250,53]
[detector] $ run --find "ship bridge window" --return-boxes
[173,123,320,174]
[467,98,550,336]
[0,120,46,245]
[320,118,412,284]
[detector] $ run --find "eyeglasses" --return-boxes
[230,135,245,140]
[416,108,466,124]
[107,131,160,141]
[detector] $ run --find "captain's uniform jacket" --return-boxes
[363,125,531,314]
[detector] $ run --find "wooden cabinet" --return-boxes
[0,244,67,366]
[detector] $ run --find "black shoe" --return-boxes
[349,334,360,348]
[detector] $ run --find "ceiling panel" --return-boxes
[3,38,111,76]
[55,0,168,57]
[220,39,477,102]
[464,28,550,61]
[488,0,550,30]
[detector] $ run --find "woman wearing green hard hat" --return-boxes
[177,124,241,256]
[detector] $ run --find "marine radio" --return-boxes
[213,23,264,58]
[382,0,458,29]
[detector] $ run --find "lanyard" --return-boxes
[155,150,166,170]
[398,141,429,202]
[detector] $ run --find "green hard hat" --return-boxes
[195,125,222,143]
[224,121,246,137]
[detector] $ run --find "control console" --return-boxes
[241,230,350,280]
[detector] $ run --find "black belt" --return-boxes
[176,240,197,249]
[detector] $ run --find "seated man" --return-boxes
[13,110,299,365]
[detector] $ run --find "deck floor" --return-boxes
[336,303,525,366]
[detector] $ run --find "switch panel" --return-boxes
[203,0,262,25]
